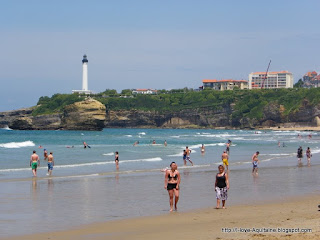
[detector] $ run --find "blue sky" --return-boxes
[0,0,320,111]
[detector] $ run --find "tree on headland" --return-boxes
[294,79,304,88]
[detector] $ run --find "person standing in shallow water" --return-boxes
[306,147,312,166]
[47,152,54,176]
[215,165,229,209]
[297,146,303,164]
[252,151,259,175]
[115,151,119,170]
[164,162,181,212]
[30,150,40,177]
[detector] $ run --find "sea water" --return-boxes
[0,128,319,237]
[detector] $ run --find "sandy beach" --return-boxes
[4,194,319,240]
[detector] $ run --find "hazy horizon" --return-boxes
[1,0,320,111]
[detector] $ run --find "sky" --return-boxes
[0,0,320,111]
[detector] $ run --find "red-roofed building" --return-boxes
[202,79,248,90]
[248,71,293,89]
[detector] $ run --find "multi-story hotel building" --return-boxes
[248,71,293,89]
[202,79,249,91]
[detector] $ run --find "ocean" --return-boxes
[0,128,320,237]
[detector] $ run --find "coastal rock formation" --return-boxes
[2,98,320,130]
[9,117,33,130]
[62,98,106,130]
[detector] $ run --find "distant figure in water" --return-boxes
[164,140,167,147]
[43,149,48,160]
[221,151,229,171]
[47,152,54,176]
[215,165,229,209]
[278,141,280,147]
[83,142,87,149]
[306,147,312,166]
[152,140,156,144]
[297,146,303,164]
[182,150,187,166]
[115,151,119,170]
[252,151,260,175]
[298,134,302,139]
[308,134,312,139]
[201,144,205,154]
[30,150,40,177]
[38,145,43,149]
[133,141,139,146]
[282,142,286,147]
[164,162,181,212]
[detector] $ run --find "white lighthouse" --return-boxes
[72,54,92,94]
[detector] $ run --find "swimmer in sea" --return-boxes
[252,151,259,175]
[83,142,87,149]
[164,162,181,212]
[221,151,229,171]
[30,150,40,177]
[115,151,119,170]
[47,152,54,176]
[152,140,156,144]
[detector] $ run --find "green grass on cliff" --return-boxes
[32,88,320,120]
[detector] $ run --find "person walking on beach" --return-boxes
[185,146,193,166]
[30,150,40,177]
[182,150,187,166]
[297,146,303,164]
[221,151,229,170]
[252,151,259,175]
[164,162,181,212]
[215,165,229,209]
[115,151,119,170]
[306,147,312,166]
[43,149,48,160]
[47,152,54,176]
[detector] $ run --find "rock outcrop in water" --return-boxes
[1,98,320,130]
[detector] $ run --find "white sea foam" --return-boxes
[125,135,133,137]
[0,140,35,149]
[103,152,114,156]
[138,132,146,135]
[167,153,183,157]
[1,126,12,130]
[187,143,225,149]
[170,136,180,138]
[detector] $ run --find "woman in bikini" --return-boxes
[164,162,181,212]
[115,151,119,170]
[215,165,229,209]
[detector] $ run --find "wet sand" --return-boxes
[4,194,319,240]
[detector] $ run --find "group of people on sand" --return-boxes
[30,150,54,177]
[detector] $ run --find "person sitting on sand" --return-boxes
[215,165,229,209]
[164,162,181,212]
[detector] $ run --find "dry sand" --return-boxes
[4,194,319,240]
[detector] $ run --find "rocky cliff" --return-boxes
[1,99,106,131]
[1,99,320,130]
